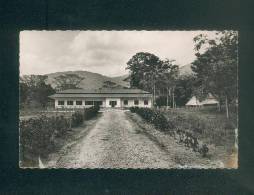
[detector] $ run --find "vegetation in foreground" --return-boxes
[130,107,237,162]
[19,106,100,168]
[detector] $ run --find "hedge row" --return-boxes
[130,107,209,157]
[130,107,174,131]
[20,106,100,167]
[84,105,100,120]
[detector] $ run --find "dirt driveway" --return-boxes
[47,109,222,168]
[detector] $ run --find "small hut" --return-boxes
[185,96,202,107]
[200,93,219,106]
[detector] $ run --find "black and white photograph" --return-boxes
[19,30,238,169]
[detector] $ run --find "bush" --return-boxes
[130,107,209,157]
[20,114,76,165]
[20,115,62,166]
[199,144,209,157]
[130,107,174,131]
[71,111,84,127]
[20,107,100,167]
[130,106,139,113]
[84,105,100,120]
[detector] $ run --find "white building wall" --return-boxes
[121,98,152,108]
[105,98,121,108]
[145,99,152,108]
[54,97,152,109]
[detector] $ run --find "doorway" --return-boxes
[109,101,117,107]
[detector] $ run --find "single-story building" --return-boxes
[49,88,153,109]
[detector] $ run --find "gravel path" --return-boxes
[47,109,221,169]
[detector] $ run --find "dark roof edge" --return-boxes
[57,92,151,94]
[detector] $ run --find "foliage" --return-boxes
[71,111,84,127]
[130,107,236,157]
[174,75,195,106]
[158,62,179,107]
[84,105,100,120]
[130,107,174,131]
[162,108,237,157]
[155,96,167,107]
[54,73,84,91]
[191,31,238,117]
[126,52,161,89]
[20,106,100,167]
[20,114,71,166]
[126,52,179,106]
[19,75,55,108]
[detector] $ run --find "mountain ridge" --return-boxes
[179,64,193,76]
[44,70,130,90]
[23,65,193,90]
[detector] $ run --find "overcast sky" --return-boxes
[20,30,217,77]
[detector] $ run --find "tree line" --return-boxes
[19,74,84,109]
[126,30,238,118]
[126,52,181,108]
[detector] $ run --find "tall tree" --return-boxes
[159,61,179,108]
[174,75,195,107]
[20,75,55,108]
[126,52,170,105]
[192,31,238,118]
[19,77,29,107]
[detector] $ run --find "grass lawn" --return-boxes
[19,107,75,120]
[161,107,238,167]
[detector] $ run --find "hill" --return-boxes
[111,74,130,83]
[179,64,193,76]
[45,71,130,90]
[24,65,192,91]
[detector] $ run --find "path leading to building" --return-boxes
[47,109,222,168]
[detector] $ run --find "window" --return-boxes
[58,100,64,105]
[67,100,73,105]
[85,101,93,105]
[134,100,139,105]
[76,100,82,105]
[144,100,148,105]
[123,100,128,105]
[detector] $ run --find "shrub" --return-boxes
[55,115,70,136]
[130,107,174,131]
[199,144,209,157]
[71,111,84,127]
[130,107,209,157]
[19,107,100,167]
[20,115,59,166]
[84,105,100,120]
[130,106,139,113]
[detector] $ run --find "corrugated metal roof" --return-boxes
[49,88,152,99]
[201,99,219,105]
[57,88,151,94]
[50,93,152,98]
[186,95,219,106]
